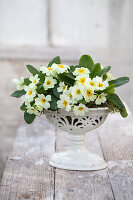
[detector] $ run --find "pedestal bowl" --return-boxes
[45,107,109,171]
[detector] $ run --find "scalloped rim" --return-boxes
[45,107,110,115]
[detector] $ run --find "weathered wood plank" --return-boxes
[1,112,133,199]
[108,160,133,200]
[98,114,133,161]
[0,116,55,200]
[55,129,114,200]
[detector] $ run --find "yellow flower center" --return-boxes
[69,93,72,98]
[98,82,103,87]
[98,95,102,99]
[58,64,64,68]
[79,78,86,84]
[78,107,83,111]
[62,85,66,90]
[86,89,92,97]
[48,67,52,71]
[78,69,85,74]
[31,108,35,111]
[46,80,51,85]
[34,80,36,84]
[63,100,68,106]
[90,81,95,86]
[41,99,46,103]
[76,89,81,95]
[28,90,32,95]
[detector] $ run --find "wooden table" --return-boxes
[0,112,133,200]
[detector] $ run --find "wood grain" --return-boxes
[108,160,133,200]
[0,113,133,199]
[0,116,55,200]
[98,114,133,161]
[54,129,114,200]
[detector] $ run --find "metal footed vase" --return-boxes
[45,107,109,171]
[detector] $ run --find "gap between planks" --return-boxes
[0,116,56,200]
[54,128,114,200]
[0,113,133,200]
[98,113,133,161]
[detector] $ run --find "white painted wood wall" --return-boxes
[0,0,133,49]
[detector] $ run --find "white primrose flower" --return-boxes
[40,65,55,76]
[57,82,67,92]
[73,104,89,116]
[29,74,40,85]
[71,85,84,101]
[94,76,109,90]
[35,94,51,110]
[26,105,39,116]
[75,75,90,86]
[57,94,71,111]
[63,87,77,104]
[85,78,96,88]
[28,82,37,90]
[84,86,96,102]
[35,105,43,112]
[12,77,24,90]
[43,76,57,90]
[24,86,36,102]
[73,67,90,76]
[95,93,107,105]
[51,63,70,74]
[106,73,115,81]
[25,100,31,107]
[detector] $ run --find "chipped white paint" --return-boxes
[35,159,44,166]
[10,156,22,161]
[0,110,133,199]
[25,147,40,155]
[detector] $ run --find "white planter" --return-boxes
[45,107,109,171]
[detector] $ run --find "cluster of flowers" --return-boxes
[12,63,114,117]
[11,55,129,123]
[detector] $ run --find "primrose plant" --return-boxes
[11,55,129,124]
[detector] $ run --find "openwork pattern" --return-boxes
[45,108,109,134]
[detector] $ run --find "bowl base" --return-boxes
[49,150,107,171]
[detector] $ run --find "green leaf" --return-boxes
[24,112,36,124]
[70,65,76,72]
[109,77,129,88]
[64,72,75,80]
[90,63,102,78]
[108,93,125,110]
[49,93,58,111]
[103,84,115,94]
[11,89,26,98]
[79,99,86,104]
[57,73,75,86]
[37,84,47,94]
[99,66,111,77]
[48,56,61,67]
[70,65,82,72]
[108,93,128,118]
[103,74,107,81]
[23,78,31,86]
[26,65,39,75]
[120,109,128,118]
[53,86,61,99]
[79,55,94,71]
[39,71,45,83]
[20,102,26,111]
